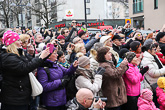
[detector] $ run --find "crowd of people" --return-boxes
[1,21,165,110]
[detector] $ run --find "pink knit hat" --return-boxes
[2,30,20,46]
[140,89,153,101]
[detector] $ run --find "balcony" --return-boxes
[133,1,143,14]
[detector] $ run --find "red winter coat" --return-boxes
[156,52,165,65]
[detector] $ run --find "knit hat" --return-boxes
[100,36,111,44]
[125,52,136,63]
[156,32,165,42]
[93,42,104,51]
[119,48,129,59]
[143,39,153,46]
[57,35,65,39]
[78,56,90,68]
[78,29,86,37]
[2,30,20,46]
[140,89,153,102]
[157,77,165,89]
[130,41,141,52]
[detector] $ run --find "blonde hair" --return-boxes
[6,42,20,56]
[74,43,85,53]
[76,52,84,58]
[90,49,97,59]
[20,34,30,44]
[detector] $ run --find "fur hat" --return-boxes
[130,41,141,52]
[119,48,129,59]
[157,77,165,89]
[140,89,153,102]
[78,29,86,37]
[2,30,20,46]
[78,56,90,68]
[112,35,123,41]
[93,42,104,51]
[125,52,136,63]
[100,36,111,44]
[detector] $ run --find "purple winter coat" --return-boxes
[37,60,77,107]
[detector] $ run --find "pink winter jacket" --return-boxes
[123,63,144,96]
[156,87,165,110]
[137,97,159,110]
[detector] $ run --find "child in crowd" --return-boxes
[156,77,165,110]
[137,89,159,110]
[122,52,149,110]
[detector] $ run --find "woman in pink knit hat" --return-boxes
[137,89,159,110]
[1,30,50,110]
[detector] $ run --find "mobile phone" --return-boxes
[69,44,71,48]
[30,39,34,44]
[47,43,54,53]
[99,35,102,37]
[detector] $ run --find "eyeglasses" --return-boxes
[87,98,94,101]
[152,48,156,51]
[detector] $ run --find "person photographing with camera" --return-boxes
[67,88,106,110]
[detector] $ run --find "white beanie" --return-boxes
[100,36,111,44]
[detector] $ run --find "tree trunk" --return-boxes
[5,16,9,28]
[16,14,19,27]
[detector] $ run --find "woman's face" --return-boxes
[136,33,143,40]
[22,38,30,48]
[15,39,22,48]
[105,38,113,47]
[148,47,156,56]
[80,46,86,54]
[156,46,161,53]
[104,51,112,61]
[49,50,58,62]
[136,46,141,54]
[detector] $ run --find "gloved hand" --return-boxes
[140,66,149,76]
[96,67,105,75]
[61,76,70,87]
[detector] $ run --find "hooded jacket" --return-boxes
[156,87,165,110]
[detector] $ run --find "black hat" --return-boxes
[124,29,134,37]
[156,32,165,42]
[125,52,136,63]
[119,48,129,59]
[130,41,141,52]
[112,35,123,41]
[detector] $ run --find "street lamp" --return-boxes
[10,0,32,29]
[84,0,87,28]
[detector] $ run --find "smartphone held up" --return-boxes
[47,43,54,53]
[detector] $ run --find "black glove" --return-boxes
[61,75,70,87]
[96,67,105,75]
[140,66,149,76]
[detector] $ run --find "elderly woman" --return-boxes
[37,46,78,110]
[141,39,165,107]
[97,47,128,110]
[1,30,50,110]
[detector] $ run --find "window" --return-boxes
[133,0,143,14]
[86,0,90,3]
[86,8,90,15]
[154,0,158,9]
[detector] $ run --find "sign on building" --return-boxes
[125,19,131,24]
[65,9,74,18]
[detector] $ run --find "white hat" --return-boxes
[100,36,111,44]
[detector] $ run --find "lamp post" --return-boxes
[84,0,87,28]
[10,0,32,29]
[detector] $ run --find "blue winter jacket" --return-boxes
[37,60,77,107]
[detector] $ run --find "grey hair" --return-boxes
[73,36,81,44]
[34,33,42,39]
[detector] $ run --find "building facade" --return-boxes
[129,0,165,30]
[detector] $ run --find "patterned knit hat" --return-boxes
[2,30,20,46]
[157,77,165,89]
[78,56,90,68]
[140,89,153,102]
[125,52,136,63]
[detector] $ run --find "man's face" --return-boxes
[81,33,88,40]
[63,29,70,37]
[75,38,83,44]
[113,39,122,46]
[35,35,43,43]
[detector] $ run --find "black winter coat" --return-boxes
[1,48,44,105]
